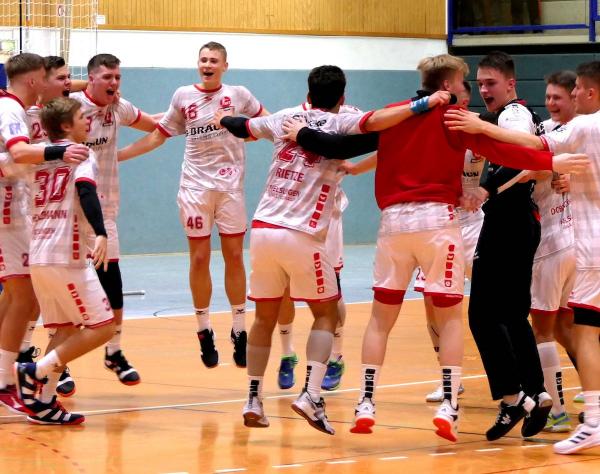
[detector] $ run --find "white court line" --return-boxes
[326,460,356,464]
[475,448,503,453]
[379,456,408,461]
[272,464,303,469]
[214,469,247,473]
[521,445,548,449]
[429,452,456,456]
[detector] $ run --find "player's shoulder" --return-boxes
[500,102,532,120]
[542,118,560,133]
[339,104,363,115]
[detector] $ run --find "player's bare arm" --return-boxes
[117,128,167,162]
[70,79,88,93]
[130,111,159,133]
[444,108,543,149]
[9,141,89,164]
[363,90,451,132]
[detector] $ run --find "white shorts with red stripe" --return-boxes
[569,269,600,313]
[374,227,465,300]
[0,225,30,281]
[531,246,576,314]
[31,264,114,328]
[177,186,246,239]
[86,217,120,262]
[248,225,339,303]
[325,212,344,272]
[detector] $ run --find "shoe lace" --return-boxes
[113,351,132,370]
[17,346,40,363]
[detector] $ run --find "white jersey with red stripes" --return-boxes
[248,107,364,239]
[158,84,263,192]
[533,119,574,260]
[71,91,141,218]
[29,140,98,267]
[27,104,49,145]
[541,112,600,269]
[0,91,32,229]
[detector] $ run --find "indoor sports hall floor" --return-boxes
[1,245,599,474]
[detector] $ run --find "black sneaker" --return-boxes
[197,329,219,368]
[16,346,40,363]
[231,329,247,368]
[579,411,585,424]
[56,367,76,397]
[522,392,553,437]
[26,396,85,425]
[104,349,141,385]
[486,401,527,441]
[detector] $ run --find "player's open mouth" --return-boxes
[107,90,115,95]
[62,90,70,97]
[203,72,214,77]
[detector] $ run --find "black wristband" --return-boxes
[44,145,67,161]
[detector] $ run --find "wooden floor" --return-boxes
[1,299,599,474]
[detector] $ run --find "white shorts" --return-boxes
[531,246,576,314]
[569,269,600,312]
[177,187,247,239]
[0,225,31,281]
[374,227,465,300]
[461,215,483,279]
[325,212,343,271]
[31,265,114,328]
[86,217,120,261]
[248,226,339,303]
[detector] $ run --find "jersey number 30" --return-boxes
[34,166,71,207]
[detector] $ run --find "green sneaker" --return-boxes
[278,354,298,389]
[543,412,572,433]
[321,356,345,391]
[574,392,585,403]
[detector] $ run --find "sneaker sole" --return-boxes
[243,412,269,428]
[433,417,457,442]
[543,424,572,433]
[103,366,142,385]
[350,417,375,434]
[27,416,85,426]
[278,383,295,390]
[291,403,335,435]
[57,387,76,398]
[522,401,553,438]
[554,438,600,455]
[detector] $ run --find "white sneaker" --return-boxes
[350,397,376,434]
[433,399,459,442]
[291,390,335,435]
[243,395,269,428]
[425,383,465,403]
[554,423,600,454]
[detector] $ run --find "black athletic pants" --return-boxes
[468,210,545,400]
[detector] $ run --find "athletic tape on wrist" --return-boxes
[410,97,429,114]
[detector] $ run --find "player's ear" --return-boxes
[224,61,229,72]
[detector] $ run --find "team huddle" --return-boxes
[0,42,598,456]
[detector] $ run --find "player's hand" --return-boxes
[63,144,90,164]
[281,116,307,142]
[211,108,233,128]
[459,187,488,211]
[552,152,590,175]
[552,173,570,194]
[92,235,108,271]
[444,108,484,134]
[428,90,452,109]
[338,161,357,175]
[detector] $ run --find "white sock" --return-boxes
[537,342,565,416]
[195,307,210,332]
[106,325,122,356]
[20,321,37,352]
[441,365,462,409]
[360,364,381,402]
[248,376,264,399]
[584,391,600,427]
[36,350,63,379]
[330,325,343,361]
[305,361,327,401]
[504,391,535,412]
[279,323,295,357]
[0,349,18,388]
[231,304,246,335]
[40,371,61,404]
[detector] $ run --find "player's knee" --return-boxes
[430,294,462,308]
[373,289,405,305]
[97,262,123,310]
[190,247,211,269]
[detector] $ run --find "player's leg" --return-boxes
[322,271,345,391]
[0,277,38,413]
[277,287,298,389]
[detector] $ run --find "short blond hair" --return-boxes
[41,97,82,141]
[417,54,469,92]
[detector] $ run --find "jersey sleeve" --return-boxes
[237,86,263,118]
[540,116,586,154]
[74,152,98,185]
[328,112,367,135]
[157,90,186,137]
[247,113,282,140]
[497,105,536,134]
[116,97,142,127]
[0,105,30,149]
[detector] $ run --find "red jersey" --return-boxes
[370,101,554,210]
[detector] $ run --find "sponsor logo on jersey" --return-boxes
[102,110,114,127]
[220,96,231,108]
[550,198,571,215]
[186,124,223,137]
[84,137,109,148]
